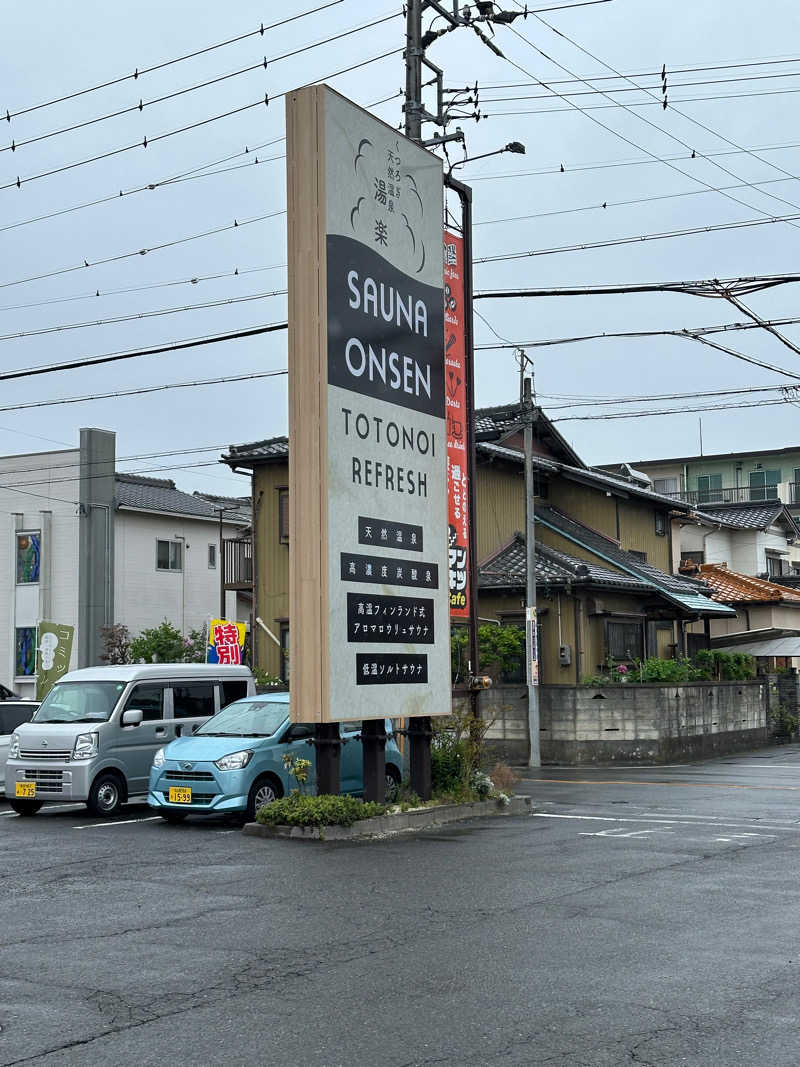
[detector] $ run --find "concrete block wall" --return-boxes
[539,681,768,764]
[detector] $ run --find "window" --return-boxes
[606,619,644,662]
[767,554,787,578]
[280,622,290,683]
[15,627,36,677]
[681,550,704,566]
[749,469,780,501]
[653,477,679,496]
[532,476,549,500]
[220,679,249,709]
[208,543,217,569]
[697,474,722,504]
[16,532,40,584]
[278,488,289,544]
[792,562,800,576]
[654,512,667,537]
[0,704,35,734]
[123,684,165,722]
[629,550,648,563]
[172,683,216,719]
[793,469,800,504]
[156,539,182,571]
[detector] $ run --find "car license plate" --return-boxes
[16,781,36,798]
[168,786,192,804]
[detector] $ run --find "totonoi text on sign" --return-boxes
[286,84,450,724]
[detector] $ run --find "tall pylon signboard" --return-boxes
[286,85,450,723]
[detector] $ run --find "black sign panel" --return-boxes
[358,516,423,552]
[340,552,439,589]
[347,593,434,643]
[327,234,445,418]
[356,653,429,685]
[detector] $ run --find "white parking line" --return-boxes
[532,812,797,833]
[73,817,161,830]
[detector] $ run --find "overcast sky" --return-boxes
[3,0,800,500]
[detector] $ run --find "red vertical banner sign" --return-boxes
[444,230,470,618]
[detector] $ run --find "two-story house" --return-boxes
[222,404,731,685]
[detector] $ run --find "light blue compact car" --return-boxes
[147,692,403,823]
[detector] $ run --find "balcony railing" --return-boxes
[223,538,253,589]
[664,484,800,507]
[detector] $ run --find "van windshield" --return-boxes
[33,681,127,724]
[197,700,288,738]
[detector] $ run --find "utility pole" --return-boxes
[405,0,423,141]
[523,374,541,767]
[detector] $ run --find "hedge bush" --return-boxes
[255,793,387,828]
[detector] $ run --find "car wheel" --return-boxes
[159,811,187,824]
[86,773,124,817]
[385,765,401,801]
[9,799,42,816]
[246,775,283,821]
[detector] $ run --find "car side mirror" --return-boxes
[284,724,313,742]
[122,709,143,727]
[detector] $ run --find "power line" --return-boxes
[1,46,401,194]
[473,175,800,229]
[497,21,800,230]
[0,263,287,314]
[474,314,800,350]
[467,140,800,184]
[541,383,800,410]
[0,368,288,418]
[530,9,800,212]
[0,287,287,342]
[485,84,800,114]
[474,272,800,299]
[0,10,401,158]
[550,395,800,423]
[0,322,288,385]
[474,207,800,262]
[0,209,285,292]
[2,0,346,123]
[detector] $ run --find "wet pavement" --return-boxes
[2,743,800,1065]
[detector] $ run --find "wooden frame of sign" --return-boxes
[286,84,449,724]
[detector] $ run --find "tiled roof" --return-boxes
[563,463,691,511]
[698,563,800,604]
[223,436,288,466]
[193,491,251,522]
[476,441,558,471]
[115,474,248,522]
[480,535,648,592]
[694,501,792,531]
[534,505,735,616]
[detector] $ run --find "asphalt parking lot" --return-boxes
[3,744,800,1066]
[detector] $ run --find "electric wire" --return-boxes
[2,0,346,123]
[0,10,401,158]
[0,323,288,385]
[496,21,800,229]
[0,287,287,343]
[0,46,401,194]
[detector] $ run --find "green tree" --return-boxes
[130,619,186,664]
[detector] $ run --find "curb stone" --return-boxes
[242,794,532,841]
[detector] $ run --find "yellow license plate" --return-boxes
[16,781,36,798]
[168,786,192,804]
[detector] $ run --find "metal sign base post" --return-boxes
[314,723,342,796]
[362,719,387,803]
[409,716,433,799]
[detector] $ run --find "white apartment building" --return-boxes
[2,429,249,699]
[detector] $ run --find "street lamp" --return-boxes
[447,140,525,176]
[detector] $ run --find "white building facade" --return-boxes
[1,431,249,699]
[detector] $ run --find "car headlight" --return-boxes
[152,747,165,768]
[72,732,98,760]
[215,749,253,771]
[8,733,20,759]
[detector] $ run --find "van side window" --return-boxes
[220,680,248,708]
[172,683,216,719]
[124,685,165,722]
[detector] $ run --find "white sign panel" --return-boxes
[288,85,449,722]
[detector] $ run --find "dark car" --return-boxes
[0,684,20,701]
[1,701,38,768]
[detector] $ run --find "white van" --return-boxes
[4,664,255,817]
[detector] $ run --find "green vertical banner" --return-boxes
[37,622,75,700]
